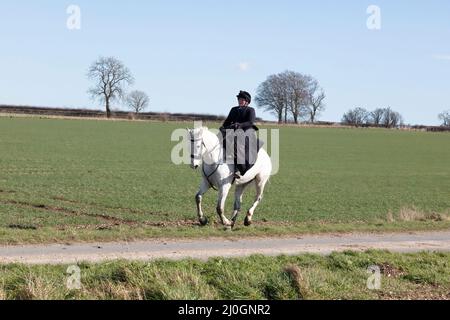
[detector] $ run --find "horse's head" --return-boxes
[187,127,207,170]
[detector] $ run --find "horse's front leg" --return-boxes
[217,183,232,227]
[196,179,210,226]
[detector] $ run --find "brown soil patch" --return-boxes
[379,263,406,278]
[378,285,450,300]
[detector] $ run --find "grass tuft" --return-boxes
[284,264,310,299]
[398,208,448,222]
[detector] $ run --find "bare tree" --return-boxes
[256,70,325,124]
[342,108,369,127]
[304,80,326,123]
[370,108,386,126]
[284,71,310,124]
[382,108,403,128]
[87,57,134,118]
[126,90,149,114]
[438,110,450,126]
[255,74,287,124]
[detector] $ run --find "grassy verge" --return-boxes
[0,251,448,300]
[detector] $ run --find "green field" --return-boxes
[0,117,449,244]
[0,251,448,300]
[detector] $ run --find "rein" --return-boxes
[190,137,222,191]
[202,163,220,191]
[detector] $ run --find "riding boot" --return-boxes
[238,164,247,175]
[233,157,242,179]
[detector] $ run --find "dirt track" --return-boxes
[0,231,449,265]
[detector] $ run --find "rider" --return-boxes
[220,91,259,179]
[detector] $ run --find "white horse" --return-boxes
[188,127,272,228]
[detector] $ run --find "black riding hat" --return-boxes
[237,91,251,104]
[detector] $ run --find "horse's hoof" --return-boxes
[224,225,233,231]
[199,217,208,226]
[244,217,252,226]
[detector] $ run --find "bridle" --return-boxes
[190,137,204,162]
[190,135,222,190]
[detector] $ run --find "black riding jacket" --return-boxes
[222,106,258,131]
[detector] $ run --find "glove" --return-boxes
[233,123,241,130]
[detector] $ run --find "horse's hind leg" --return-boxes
[231,183,249,227]
[196,179,210,226]
[245,175,269,226]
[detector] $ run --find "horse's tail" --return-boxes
[235,171,258,185]
[235,149,272,186]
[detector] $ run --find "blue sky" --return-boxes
[0,0,449,125]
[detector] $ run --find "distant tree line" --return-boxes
[255,70,326,124]
[342,107,404,128]
[85,57,450,129]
